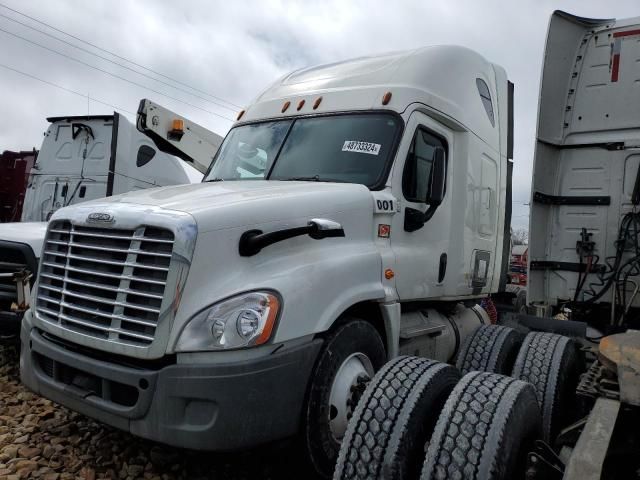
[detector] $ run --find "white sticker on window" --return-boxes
[342,140,381,155]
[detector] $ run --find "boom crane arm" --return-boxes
[136,99,223,174]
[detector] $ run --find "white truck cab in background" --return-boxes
[22,112,203,223]
[20,46,513,477]
[0,103,222,334]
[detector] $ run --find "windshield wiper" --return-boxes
[286,175,321,181]
[205,177,225,182]
[283,175,347,183]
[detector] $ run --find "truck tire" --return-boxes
[334,356,460,480]
[511,332,580,442]
[304,319,387,478]
[421,371,541,480]
[455,325,521,375]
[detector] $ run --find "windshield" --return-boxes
[204,113,401,188]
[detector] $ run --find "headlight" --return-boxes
[175,291,280,351]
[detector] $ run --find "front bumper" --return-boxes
[21,327,323,450]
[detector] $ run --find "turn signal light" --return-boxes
[384,268,395,280]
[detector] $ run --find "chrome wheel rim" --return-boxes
[328,352,373,441]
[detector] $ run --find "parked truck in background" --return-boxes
[18,45,513,477]
[0,102,222,335]
[528,11,640,329]
[0,149,38,223]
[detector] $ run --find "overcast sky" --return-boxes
[1,0,638,229]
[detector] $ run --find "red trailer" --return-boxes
[0,149,37,223]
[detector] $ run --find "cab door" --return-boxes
[389,111,453,301]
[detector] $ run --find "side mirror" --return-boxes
[308,218,345,239]
[427,148,446,206]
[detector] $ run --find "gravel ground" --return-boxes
[0,342,314,480]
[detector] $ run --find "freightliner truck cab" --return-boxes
[20,46,513,477]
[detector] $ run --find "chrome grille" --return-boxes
[36,220,174,346]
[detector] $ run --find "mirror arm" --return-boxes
[423,204,438,222]
[404,204,440,232]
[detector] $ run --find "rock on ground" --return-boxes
[0,342,314,479]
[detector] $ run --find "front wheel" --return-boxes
[304,319,387,478]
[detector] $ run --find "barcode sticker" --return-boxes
[342,140,381,155]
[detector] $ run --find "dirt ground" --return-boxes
[0,341,313,480]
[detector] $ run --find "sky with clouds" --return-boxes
[1,0,639,229]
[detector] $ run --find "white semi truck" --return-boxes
[15,8,640,480]
[0,101,222,334]
[21,8,640,479]
[19,45,512,477]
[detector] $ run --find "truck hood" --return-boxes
[40,180,382,358]
[0,222,48,257]
[72,180,374,232]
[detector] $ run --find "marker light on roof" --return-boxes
[171,119,184,134]
[236,110,245,121]
[313,97,323,110]
[382,91,392,105]
[297,99,305,111]
[282,101,291,113]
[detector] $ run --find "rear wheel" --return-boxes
[334,356,460,480]
[455,324,521,375]
[304,319,387,478]
[421,371,541,480]
[511,332,581,442]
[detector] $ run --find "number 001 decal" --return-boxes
[376,199,394,211]
[342,140,381,155]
